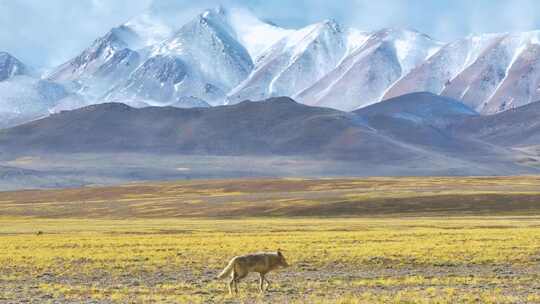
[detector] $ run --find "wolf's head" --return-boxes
[276,249,289,268]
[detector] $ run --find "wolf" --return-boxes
[216,250,289,294]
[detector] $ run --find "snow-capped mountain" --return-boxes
[47,25,143,95]
[0,52,28,81]
[48,6,267,108]
[384,34,504,102]
[485,42,540,113]
[46,26,140,104]
[107,7,254,106]
[3,4,540,125]
[0,74,76,128]
[45,1,195,103]
[296,29,443,111]
[385,31,540,114]
[225,8,295,60]
[0,52,82,128]
[227,20,353,104]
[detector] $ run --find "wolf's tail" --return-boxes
[216,258,236,279]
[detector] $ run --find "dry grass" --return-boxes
[1,217,540,303]
[1,177,540,303]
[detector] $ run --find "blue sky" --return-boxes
[2,0,540,68]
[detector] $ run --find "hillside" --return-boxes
[0,94,539,191]
[0,97,432,162]
[452,100,540,147]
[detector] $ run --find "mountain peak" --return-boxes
[0,52,27,81]
[227,15,348,104]
[201,6,227,19]
[321,19,341,32]
[372,27,440,45]
[195,6,235,38]
[109,25,142,48]
[226,7,294,59]
[110,4,254,107]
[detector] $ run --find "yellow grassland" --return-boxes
[1,217,540,303]
[1,177,540,303]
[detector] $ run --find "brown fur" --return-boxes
[217,250,289,294]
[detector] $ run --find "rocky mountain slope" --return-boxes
[451,99,540,147]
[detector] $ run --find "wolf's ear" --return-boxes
[277,249,282,256]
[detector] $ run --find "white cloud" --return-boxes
[0,0,151,68]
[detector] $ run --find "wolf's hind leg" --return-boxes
[264,276,271,291]
[259,273,265,293]
[233,272,239,294]
[228,275,234,295]
[228,270,239,295]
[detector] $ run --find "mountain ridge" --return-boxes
[37,6,540,115]
[0,93,538,190]
[0,94,536,170]
[3,6,540,130]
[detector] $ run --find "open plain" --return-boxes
[1,177,540,303]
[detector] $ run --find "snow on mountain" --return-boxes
[345,28,371,55]
[123,12,175,48]
[0,52,28,81]
[106,7,253,106]
[153,7,253,92]
[385,31,540,114]
[39,6,460,113]
[384,34,504,102]
[440,34,524,112]
[47,25,142,98]
[0,53,79,128]
[11,5,540,118]
[0,76,67,110]
[485,41,540,113]
[45,1,193,99]
[0,75,75,128]
[296,29,443,111]
[226,8,295,59]
[452,31,540,114]
[227,20,349,104]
